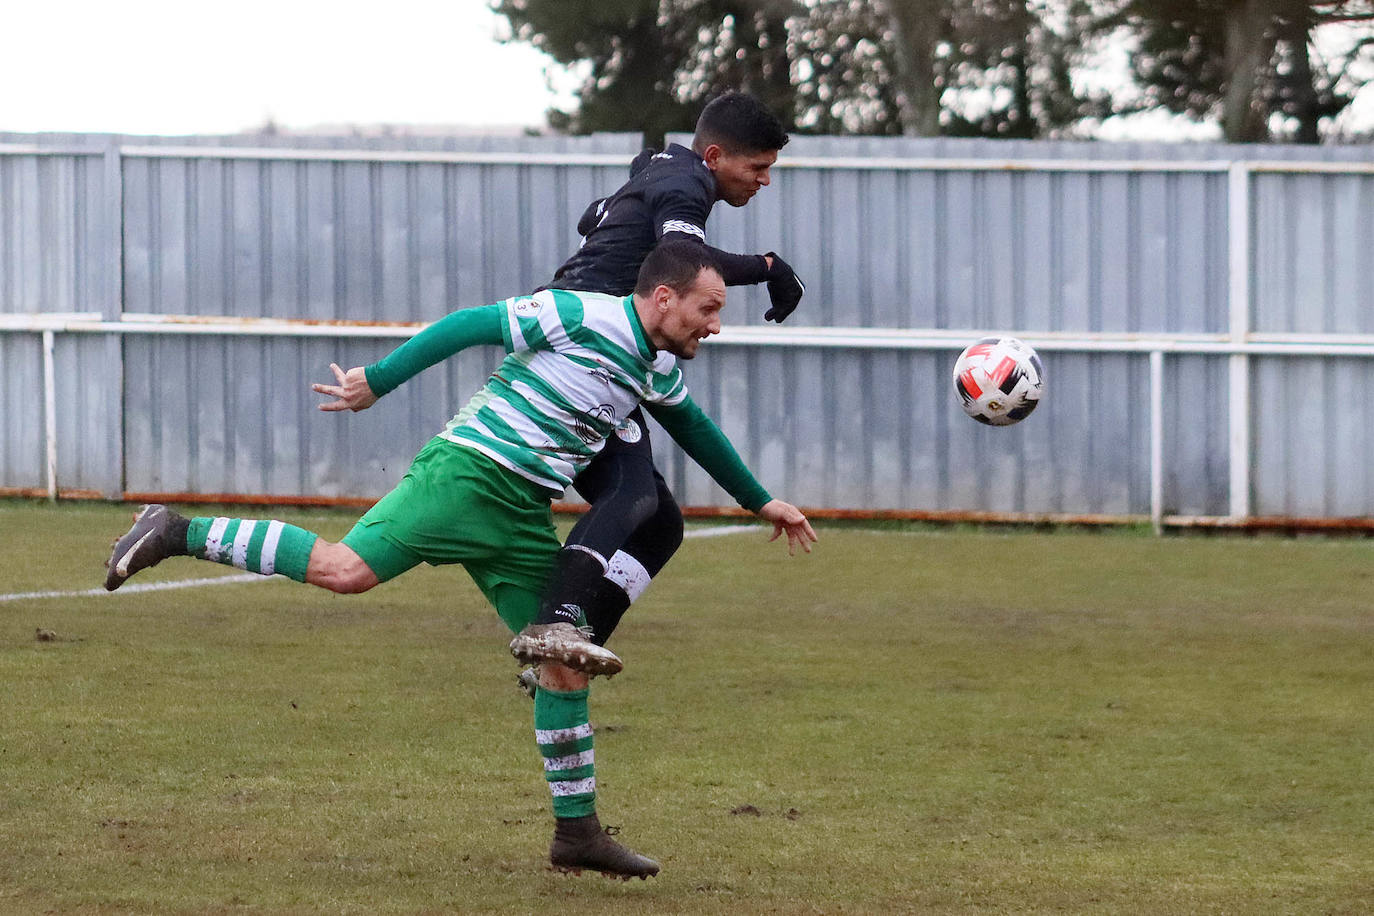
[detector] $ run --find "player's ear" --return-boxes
[700,144,724,170]
[653,284,673,311]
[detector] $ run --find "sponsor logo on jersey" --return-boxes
[574,404,616,444]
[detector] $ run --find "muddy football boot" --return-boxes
[509,622,623,677]
[104,505,189,591]
[549,814,660,879]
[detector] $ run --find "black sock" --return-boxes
[583,577,633,647]
[535,549,607,626]
[167,513,191,554]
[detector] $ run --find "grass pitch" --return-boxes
[1,499,1372,914]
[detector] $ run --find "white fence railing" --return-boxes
[6,310,1374,532]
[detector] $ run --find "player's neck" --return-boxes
[630,294,663,354]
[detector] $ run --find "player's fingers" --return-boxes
[330,362,346,384]
[769,521,784,543]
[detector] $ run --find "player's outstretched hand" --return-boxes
[757,499,818,556]
[763,251,805,323]
[312,363,378,412]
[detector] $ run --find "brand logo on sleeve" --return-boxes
[661,219,705,241]
[513,297,543,317]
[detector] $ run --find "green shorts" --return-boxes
[341,437,561,631]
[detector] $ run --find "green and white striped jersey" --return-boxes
[438,288,687,494]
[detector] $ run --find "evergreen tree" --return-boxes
[492,0,799,146]
[1097,0,1373,142]
[494,0,1370,142]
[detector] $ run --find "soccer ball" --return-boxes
[952,337,1044,426]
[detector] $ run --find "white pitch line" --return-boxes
[0,573,268,603]
[2,526,757,603]
[684,524,758,538]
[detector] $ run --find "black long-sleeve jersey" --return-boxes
[539,143,770,296]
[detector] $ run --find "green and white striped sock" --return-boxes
[534,686,596,819]
[185,517,317,583]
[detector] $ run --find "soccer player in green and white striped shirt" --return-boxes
[102,240,816,879]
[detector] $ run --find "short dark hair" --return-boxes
[635,240,721,297]
[692,91,789,155]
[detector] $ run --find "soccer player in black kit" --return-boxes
[510,91,807,682]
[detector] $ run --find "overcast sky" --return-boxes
[1,0,572,135]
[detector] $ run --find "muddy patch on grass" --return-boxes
[730,804,802,819]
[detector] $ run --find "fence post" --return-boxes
[103,139,125,499]
[42,329,58,501]
[1227,162,1252,520]
[1150,348,1165,535]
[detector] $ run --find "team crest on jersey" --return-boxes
[512,297,543,317]
[614,419,643,444]
[574,404,616,444]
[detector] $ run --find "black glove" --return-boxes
[763,252,805,323]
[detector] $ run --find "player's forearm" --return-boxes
[364,304,506,397]
[647,398,771,512]
[702,245,770,286]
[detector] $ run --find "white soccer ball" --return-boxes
[952,336,1044,426]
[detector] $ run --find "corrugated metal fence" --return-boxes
[3,131,1374,528]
